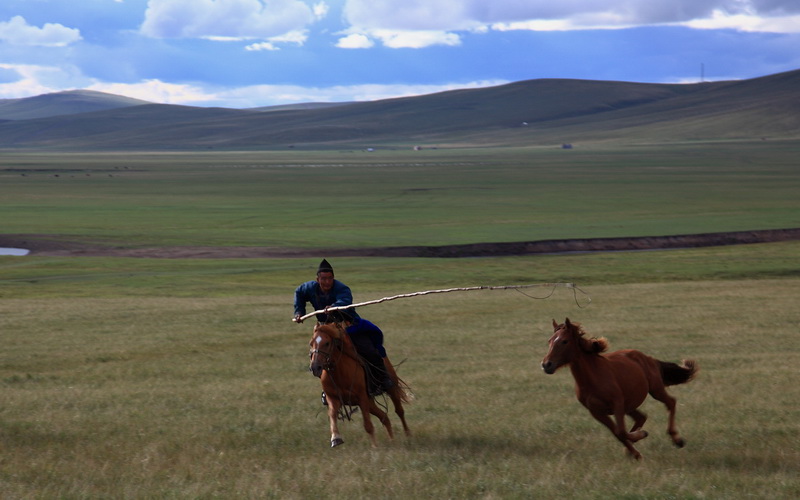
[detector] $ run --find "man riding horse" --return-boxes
[294,259,394,399]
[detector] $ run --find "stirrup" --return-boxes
[369,379,393,396]
[321,391,328,406]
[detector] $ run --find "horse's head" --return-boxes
[309,324,344,378]
[541,318,607,374]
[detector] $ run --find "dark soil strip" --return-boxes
[2,228,799,259]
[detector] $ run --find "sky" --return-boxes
[1,0,799,108]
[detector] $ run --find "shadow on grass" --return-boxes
[392,427,552,458]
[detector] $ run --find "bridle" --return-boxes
[310,323,365,374]
[309,336,343,372]
[308,324,374,419]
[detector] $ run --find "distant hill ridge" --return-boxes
[0,90,151,121]
[0,69,797,150]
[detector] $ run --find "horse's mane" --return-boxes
[315,323,358,355]
[316,322,343,339]
[570,321,609,354]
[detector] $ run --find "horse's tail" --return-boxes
[659,359,698,386]
[385,357,414,404]
[391,375,414,404]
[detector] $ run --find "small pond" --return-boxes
[0,248,30,256]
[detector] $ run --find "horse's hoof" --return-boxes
[331,438,344,448]
[674,438,686,448]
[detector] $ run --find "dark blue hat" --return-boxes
[318,259,333,274]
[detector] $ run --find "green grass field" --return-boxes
[1,142,799,498]
[2,141,799,248]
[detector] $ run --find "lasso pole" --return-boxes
[292,282,588,322]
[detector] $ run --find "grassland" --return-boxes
[1,142,799,498]
[2,141,799,249]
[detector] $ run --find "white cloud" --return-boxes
[0,62,88,98]
[245,41,278,51]
[140,0,322,41]
[492,19,592,32]
[335,28,462,49]
[373,30,461,48]
[338,0,800,46]
[0,15,82,47]
[268,29,309,44]
[244,29,308,50]
[0,62,215,105]
[312,2,329,19]
[683,10,800,33]
[211,80,509,107]
[336,33,374,49]
[88,79,217,105]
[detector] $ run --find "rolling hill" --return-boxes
[0,69,798,150]
[0,90,151,121]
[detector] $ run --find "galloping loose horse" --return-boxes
[309,323,411,448]
[541,318,697,460]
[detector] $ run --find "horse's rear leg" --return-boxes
[394,401,411,437]
[359,400,380,447]
[385,360,411,436]
[368,399,394,441]
[650,387,685,447]
[387,390,411,437]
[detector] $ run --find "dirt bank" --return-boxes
[2,228,799,259]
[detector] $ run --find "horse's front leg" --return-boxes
[628,409,648,433]
[612,402,648,443]
[328,399,344,448]
[589,408,645,460]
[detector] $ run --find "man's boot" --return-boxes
[368,358,393,396]
[361,352,390,395]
